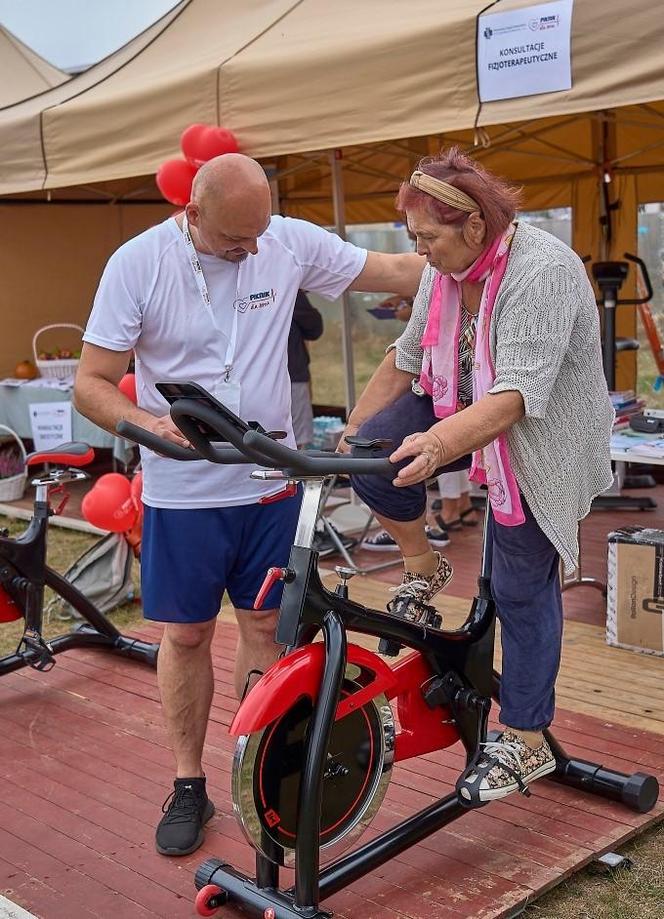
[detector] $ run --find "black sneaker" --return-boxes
[156,777,215,856]
[312,521,356,558]
[361,529,399,552]
[425,524,450,548]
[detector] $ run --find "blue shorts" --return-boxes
[140,490,302,623]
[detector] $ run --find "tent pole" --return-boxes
[329,149,356,415]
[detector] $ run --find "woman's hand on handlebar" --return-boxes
[390,430,443,487]
[336,422,359,454]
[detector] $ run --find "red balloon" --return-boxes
[180,123,209,165]
[130,471,143,503]
[118,373,137,404]
[180,124,238,167]
[82,472,132,531]
[94,473,131,499]
[156,158,197,206]
[82,486,138,533]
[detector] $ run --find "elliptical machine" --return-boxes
[592,252,657,509]
[119,384,660,919]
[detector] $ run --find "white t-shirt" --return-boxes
[84,215,367,508]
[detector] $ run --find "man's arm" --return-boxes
[73,343,189,446]
[349,252,426,297]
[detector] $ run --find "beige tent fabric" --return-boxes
[0,0,662,192]
[0,0,188,192]
[0,26,69,109]
[0,0,663,392]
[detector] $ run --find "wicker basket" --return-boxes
[0,424,27,501]
[33,323,83,380]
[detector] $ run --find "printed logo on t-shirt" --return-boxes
[234,289,277,313]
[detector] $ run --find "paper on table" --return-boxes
[611,432,664,458]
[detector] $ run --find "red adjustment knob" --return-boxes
[254,567,294,609]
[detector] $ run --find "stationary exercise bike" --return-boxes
[0,442,158,675]
[119,385,659,919]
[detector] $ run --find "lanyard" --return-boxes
[181,213,240,381]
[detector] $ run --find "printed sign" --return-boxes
[29,401,72,451]
[478,0,573,102]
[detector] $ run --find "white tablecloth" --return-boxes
[0,381,130,462]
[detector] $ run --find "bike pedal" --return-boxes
[378,637,402,657]
[21,632,56,671]
[386,597,442,631]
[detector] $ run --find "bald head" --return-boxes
[186,154,272,262]
[192,153,270,208]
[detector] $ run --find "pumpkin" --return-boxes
[14,359,38,380]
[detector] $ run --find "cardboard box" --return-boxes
[607,527,664,656]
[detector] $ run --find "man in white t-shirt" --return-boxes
[74,154,424,856]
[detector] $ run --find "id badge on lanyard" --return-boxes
[181,214,242,416]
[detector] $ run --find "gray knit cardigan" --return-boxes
[392,221,614,572]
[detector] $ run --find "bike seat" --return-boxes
[26,442,95,468]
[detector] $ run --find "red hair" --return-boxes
[396,147,522,243]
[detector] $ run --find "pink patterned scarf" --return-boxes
[418,225,524,526]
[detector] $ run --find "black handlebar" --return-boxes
[116,420,248,464]
[582,251,653,305]
[242,429,394,477]
[623,252,654,304]
[117,395,395,479]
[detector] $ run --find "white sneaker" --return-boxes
[456,730,556,807]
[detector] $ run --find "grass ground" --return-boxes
[0,516,662,917]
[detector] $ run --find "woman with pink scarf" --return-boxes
[346,148,614,806]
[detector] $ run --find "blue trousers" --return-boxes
[350,390,563,730]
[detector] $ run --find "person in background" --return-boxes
[288,290,323,448]
[435,468,478,530]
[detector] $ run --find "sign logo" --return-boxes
[234,289,277,312]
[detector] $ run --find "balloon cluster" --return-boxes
[82,471,143,533]
[156,124,239,206]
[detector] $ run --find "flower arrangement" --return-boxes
[0,441,24,479]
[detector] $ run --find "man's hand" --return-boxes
[147,414,192,450]
[390,430,444,487]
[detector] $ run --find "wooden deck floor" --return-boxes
[1,603,663,919]
[1,484,664,917]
